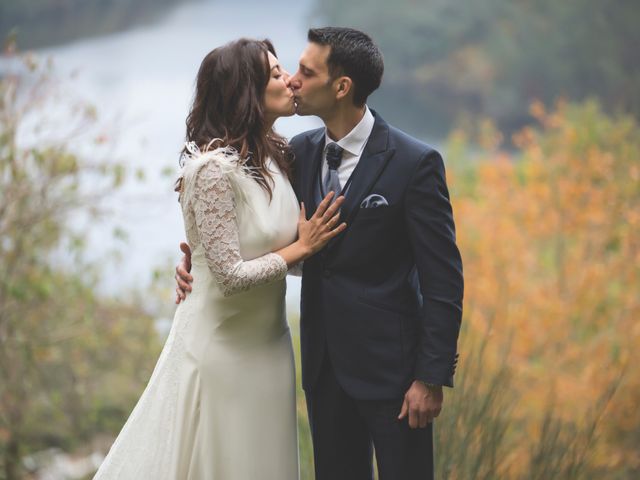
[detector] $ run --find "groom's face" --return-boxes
[290,43,337,118]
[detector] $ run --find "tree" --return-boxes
[0,0,189,49]
[440,100,639,477]
[314,0,640,139]
[0,43,161,480]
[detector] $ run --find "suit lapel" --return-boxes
[326,113,395,251]
[301,130,325,217]
[340,114,393,224]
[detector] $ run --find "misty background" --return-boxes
[1,0,638,479]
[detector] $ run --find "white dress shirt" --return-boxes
[288,107,375,277]
[321,105,375,192]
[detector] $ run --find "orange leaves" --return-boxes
[448,100,640,474]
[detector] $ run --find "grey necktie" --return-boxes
[323,143,344,196]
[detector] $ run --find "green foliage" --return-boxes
[290,320,315,480]
[0,0,189,49]
[434,328,515,479]
[313,0,640,139]
[0,47,162,479]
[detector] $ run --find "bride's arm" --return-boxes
[190,161,347,296]
[191,161,289,297]
[191,161,345,297]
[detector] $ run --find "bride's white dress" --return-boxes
[94,145,300,479]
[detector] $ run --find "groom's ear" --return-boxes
[334,76,353,101]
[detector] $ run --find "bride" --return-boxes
[93,38,345,479]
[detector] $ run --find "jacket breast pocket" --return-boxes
[340,205,401,263]
[354,204,396,221]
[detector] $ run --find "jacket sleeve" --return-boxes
[404,149,464,387]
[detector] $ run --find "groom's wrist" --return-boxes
[417,380,441,391]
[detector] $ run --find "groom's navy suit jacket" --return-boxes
[290,111,464,400]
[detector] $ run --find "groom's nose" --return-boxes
[289,74,302,90]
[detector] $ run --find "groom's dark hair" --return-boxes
[308,27,384,107]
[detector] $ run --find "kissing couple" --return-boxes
[94,27,463,480]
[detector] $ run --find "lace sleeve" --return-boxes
[190,160,288,296]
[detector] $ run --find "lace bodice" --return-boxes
[179,147,289,297]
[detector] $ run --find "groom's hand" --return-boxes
[175,242,193,304]
[398,381,443,429]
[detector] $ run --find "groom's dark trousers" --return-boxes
[290,111,463,480]
[306,356,434,480]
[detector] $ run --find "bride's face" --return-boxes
[264,51,295,124]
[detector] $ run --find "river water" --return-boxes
[36,0,321,307]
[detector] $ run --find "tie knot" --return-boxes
[326,143,344,170]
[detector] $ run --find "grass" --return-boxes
[289,315,622,479]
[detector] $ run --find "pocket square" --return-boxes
[360,194,389,209]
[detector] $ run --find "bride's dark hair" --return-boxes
[182,38,292,197]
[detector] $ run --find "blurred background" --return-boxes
[0,0,638,478]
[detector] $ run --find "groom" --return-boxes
[177,27,463,480]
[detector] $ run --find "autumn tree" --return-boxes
[0,45,161,479]
[437,100,640,478]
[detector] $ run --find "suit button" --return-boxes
[323,269,332,278]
